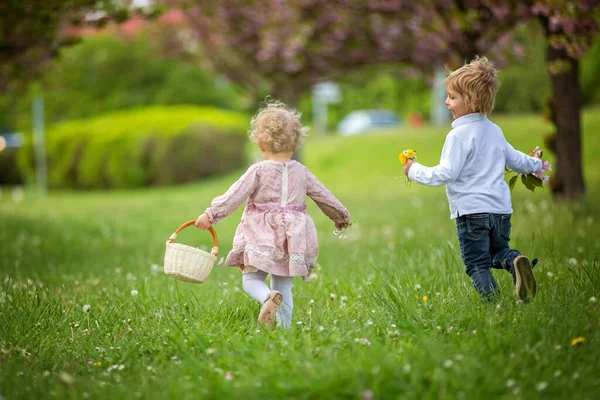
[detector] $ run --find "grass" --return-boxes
[1,109,600,399]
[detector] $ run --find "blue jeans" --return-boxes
[456,213,521,300]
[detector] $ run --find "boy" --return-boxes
[404,56,543,302]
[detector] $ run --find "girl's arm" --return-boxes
[505,142,543,174]
[204,163,261,224]
[305,168,350,227]
[407,134,466,186]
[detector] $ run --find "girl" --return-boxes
[195,99,350,328]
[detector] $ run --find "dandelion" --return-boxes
[398,149,417,164]
[362,389,374,400]
[536,382,548,392]
[205,348,217,355]
[571,337,585,346]
[82,304,91,313]
[58,371,75,385]
[422,295,429,302]
[131,290,139,296]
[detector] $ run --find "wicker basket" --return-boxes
[164,220,219,283]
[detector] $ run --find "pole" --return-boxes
[33,96,47,197]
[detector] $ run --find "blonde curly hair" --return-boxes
[446,56,500,116]
[248,99,309,153]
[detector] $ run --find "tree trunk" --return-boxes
[541,20,586,201]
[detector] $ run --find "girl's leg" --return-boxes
[242,270,270,303]
[270,275,294,328]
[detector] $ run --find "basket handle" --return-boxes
[167,220,219,257]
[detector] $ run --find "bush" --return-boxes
[0,148,23,185]
[18,106,250,189]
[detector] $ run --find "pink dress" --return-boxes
[205,160,350,281]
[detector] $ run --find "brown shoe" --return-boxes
[514,256,537,302]
[258,290,282,327]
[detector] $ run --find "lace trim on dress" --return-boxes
[231,244,316,266]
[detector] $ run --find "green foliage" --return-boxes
[0,148,22,185]
[8,33,246,132]
[18,106,249,189]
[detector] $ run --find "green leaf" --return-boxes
[508,175,518,191]
[521,174,536,192]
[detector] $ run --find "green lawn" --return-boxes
[1,109,600,399]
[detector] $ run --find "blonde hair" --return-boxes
[248,99,309,152]
[446,56,499,115]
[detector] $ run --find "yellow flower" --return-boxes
[398,149,416,165]
[399,152,406,164]
[422,295,429,302]
[571,337,585,346]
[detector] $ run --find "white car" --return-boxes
[337,110,402,136]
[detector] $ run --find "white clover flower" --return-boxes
[554,370,562,377]
[505,379,516,388]
[546,272,554,278]
[82,304,91,312]
[329,293,337,300]
[131,290,139,296]
[403,364,411,373]
[414,284,421,291]
[536,382,548,392]
[590,296,597,304]
[317,326,325,332]
[443,359,453,368]
[568,257,578,266]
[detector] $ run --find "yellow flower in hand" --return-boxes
[398,149,417,165]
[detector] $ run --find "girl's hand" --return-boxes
[335,222,349,231]
[194,213,212,230]
[404,158,415,175]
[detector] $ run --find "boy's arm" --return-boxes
[407,134,466,186]
[505,142,543,174]
[204,164,260,224]
[305,168,350,228]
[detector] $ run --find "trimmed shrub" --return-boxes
[18,106,249,189]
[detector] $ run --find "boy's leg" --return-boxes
[270,275,294,329]
[489,214,520,281]
[456,214,497,300]
[490,214,536,301]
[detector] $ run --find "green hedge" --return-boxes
[18,106,249,189]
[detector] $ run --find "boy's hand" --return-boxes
[404,159,415,175]
[194,213,212,230]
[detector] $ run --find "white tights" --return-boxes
[242,270,293,328]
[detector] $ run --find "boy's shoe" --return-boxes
[514,256,537,302]
[258,290,282,327]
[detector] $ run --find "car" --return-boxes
[337,110,402,136]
